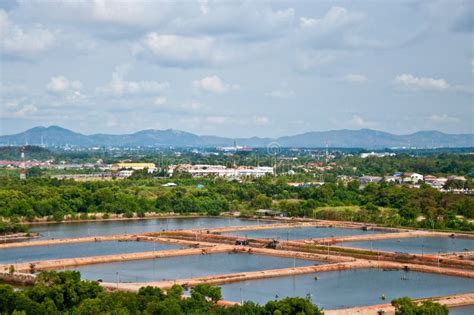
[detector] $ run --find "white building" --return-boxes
[118,170,134,177]
[384,175,402,183]
[403,172,424,184]
[360,152,396,158]
[167,164,274,178]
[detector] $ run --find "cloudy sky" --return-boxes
[0,0,472,137]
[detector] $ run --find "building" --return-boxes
[384,175,402,183]
[359,176,383,185]
[403,172,424,184]
[118,170,134,177]
[447,175,466,182]
[424,176,447,189]
[111,163,156,173]
[167,164,274,178]
[360,152,396,158]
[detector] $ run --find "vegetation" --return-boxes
[0,271,323,315]
[0,146,473,231]
[0,175,472,231]
[392,297,448,315]
[336,153,474,178]
[0,219,29,234]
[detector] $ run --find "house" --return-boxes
[403,172,423,184]
[384,175,401,184]
[359,176,383,185]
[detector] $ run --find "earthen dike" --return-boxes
[1,219,473,314]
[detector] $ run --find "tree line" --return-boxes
[0,176,472,231]
[0,271,323,315]
[0,271,448,315]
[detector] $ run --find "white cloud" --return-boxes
[294,50,336,71]
[150,99,202,113]
[11,104,38,118]
[429,114,460,123]
[0,9,55,56]
[253,116,269,126]
[17,0,175,29]
[182,100,203,110]
[299,7,365,32]
[89,0,169,27]
[350,115,377,128]
[0,98,38,118]
[15,1,294,40]
[47,76,82,93]
[98,65,169,96]
[180,5,295,39]
[342,74,368,83]
[394,74,450,91]
[192,75,239,93]
[265,89,294,98]
[154,96,167,106]
[135,33,225,67]
[206,116,228,124]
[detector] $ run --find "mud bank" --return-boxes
[324,292,474,315]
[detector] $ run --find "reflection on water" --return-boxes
[30,217,271,240]
[219,269,474,308]
[342,237,473,254]
[0,241,181,264]
[224,226,382,240]
[72,252,320,283]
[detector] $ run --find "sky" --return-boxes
[0,0,473,138]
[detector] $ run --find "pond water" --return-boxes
[72,252,320,283]
[341,237,473,254]
[0,241,181,264]
[223,226,382,241]
[450,305,474,315]
[219,269,474,308]
[30,217,271,240]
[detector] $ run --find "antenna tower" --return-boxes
[20,145,26,180]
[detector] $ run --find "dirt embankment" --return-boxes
[1,245,235,273]
[99,259,474,291]
[0,234,139,249]
[324,292,474,315]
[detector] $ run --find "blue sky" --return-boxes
[0,0,472,137]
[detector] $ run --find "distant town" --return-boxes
[1,145,472,194]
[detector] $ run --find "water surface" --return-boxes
[219,269,474,308]
[342,237,473,254]
[30,217,271,240]
[224,226,382,241]
[0,241,181,264]
[450,305,474,315]
[72,252,319,283]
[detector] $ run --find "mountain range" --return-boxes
[0,126,472,148]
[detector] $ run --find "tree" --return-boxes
[392,297,448,315]
[252,194,272,209]
[265,297,323,315]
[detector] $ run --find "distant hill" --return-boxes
[0,126,472,148]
